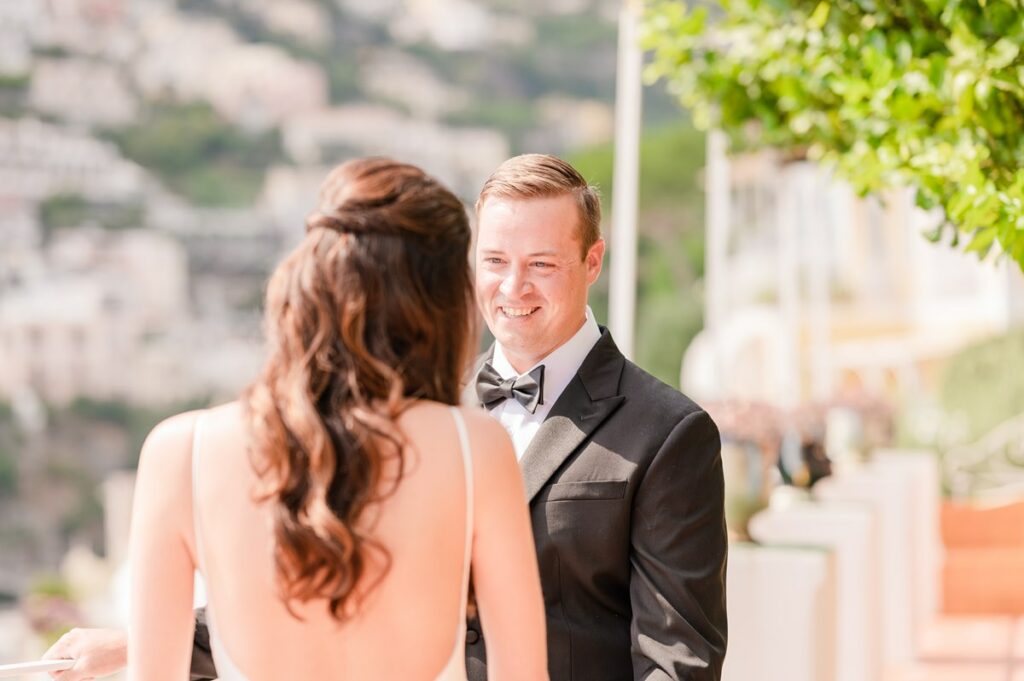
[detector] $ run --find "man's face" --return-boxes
[475,194,604,373]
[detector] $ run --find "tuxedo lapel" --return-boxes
[519,381,623,503]
[519,330,626,503]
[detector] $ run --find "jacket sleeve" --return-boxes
[189,607,219,681]
[629,408,728,680]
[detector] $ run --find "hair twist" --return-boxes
[243,157,475,621]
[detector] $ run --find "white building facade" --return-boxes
[683,133,1024,408]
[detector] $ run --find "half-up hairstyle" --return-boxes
[243,157,474,620]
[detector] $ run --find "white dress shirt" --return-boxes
[488,307,602,459]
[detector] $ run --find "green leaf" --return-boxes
[808,2,830,29]
[642,0,1024,274]
[922,223,946,243]
[988,38,1020,70]
[964,226,997,256]
[957,74,976,118]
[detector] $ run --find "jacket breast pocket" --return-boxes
[545,479,627,502]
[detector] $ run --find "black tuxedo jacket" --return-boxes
[465,329,727,680]
[188,330,727,681]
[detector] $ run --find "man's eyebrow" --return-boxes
[478,248,561,258]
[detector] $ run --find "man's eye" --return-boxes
[485,257,504,265]
[532,262,552,268]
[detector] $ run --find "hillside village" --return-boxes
[0,0,627,609]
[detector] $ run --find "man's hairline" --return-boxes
[475,189,595,258]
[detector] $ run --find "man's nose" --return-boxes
[498,267,531,297]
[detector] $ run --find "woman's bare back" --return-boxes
[126,398,545,681]
[192,400,477,680]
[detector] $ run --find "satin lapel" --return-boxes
[520,381,624,503]
[519,328,626,503]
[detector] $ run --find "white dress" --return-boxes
[191,407,474,681]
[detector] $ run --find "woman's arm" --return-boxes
[126,412,201,681]
[464,410,548,681]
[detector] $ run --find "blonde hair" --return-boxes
[476,153,602,258]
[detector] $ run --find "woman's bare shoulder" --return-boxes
[450,406,517,483]
[398,402,512,462]
[455,404,509,440]
[137,402,241,473]
[139,411,199,463]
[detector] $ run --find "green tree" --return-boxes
[940,329,1024,442]
[0,401,18,496]
[0,445,16,496]
[107,101,282,207]
[38,194,144,243]
[0,72,29,116]
[643,0,1024,271]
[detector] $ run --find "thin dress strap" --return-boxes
[191,411,208,575]
[189,411,249,681]
[450,407,474,638]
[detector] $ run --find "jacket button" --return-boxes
[466,628,480,645]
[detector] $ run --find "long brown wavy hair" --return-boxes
[243,158,474,620]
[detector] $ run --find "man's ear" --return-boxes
[585,238,605,285]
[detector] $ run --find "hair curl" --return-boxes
[243,158,474,620]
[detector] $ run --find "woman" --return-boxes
[125,159,547,680]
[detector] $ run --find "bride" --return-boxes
[123,158,547,680]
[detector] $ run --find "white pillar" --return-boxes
[704,130,730,391]
[777,162,801,407]
[724,542,837,681]
[102,471,137,567]
[815,468,916,665]
[608,0,643,360]
[749,501,881,681]
[705,130,730,336]
[872,450,944,628]
[803,165,833,399]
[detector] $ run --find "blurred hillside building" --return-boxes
[0,229,189,406]
[281,104,508,201]
[0,114,273,409]
[29,58,138,127]
[0,118,144,204]
[683,133,1024,409]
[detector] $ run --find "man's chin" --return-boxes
[497,313,542,331]
[491,328,538,353]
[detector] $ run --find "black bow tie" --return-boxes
[475,362,545,414]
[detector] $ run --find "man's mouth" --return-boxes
[500,306,540,318]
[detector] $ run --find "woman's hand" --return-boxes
[42,627,128,680]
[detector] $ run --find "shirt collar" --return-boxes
[491,306,601,402]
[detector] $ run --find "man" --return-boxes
[465,154,726,680]
[44,154,727,680]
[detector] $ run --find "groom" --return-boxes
[463,154,726,680]
[43,155,727,680]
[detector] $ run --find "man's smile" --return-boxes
[500,306,540,318]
